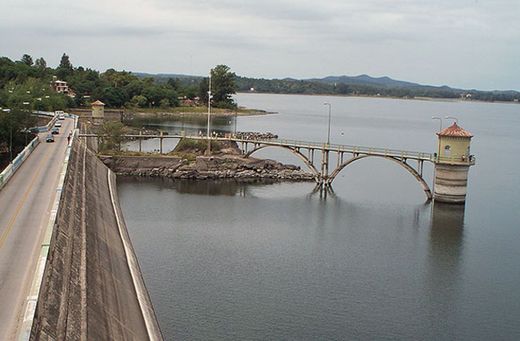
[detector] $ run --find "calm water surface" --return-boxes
[118,94,520,340]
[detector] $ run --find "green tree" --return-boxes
[34,57,47,69]
[56,53,73,79]
[130,95,148,108]
[99,121,125,152]
[198,78,209,104]
[21,54,33,66]
[159,98,170,108]
[211,65,237,108]
[0,108,36,163]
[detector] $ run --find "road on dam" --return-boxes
[0,118,73,340]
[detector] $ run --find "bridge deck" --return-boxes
[79,133,435,162]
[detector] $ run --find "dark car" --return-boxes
[51,127,59,135]
[46,134,55,142]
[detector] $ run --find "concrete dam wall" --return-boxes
[30,139,162,340]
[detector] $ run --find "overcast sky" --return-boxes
[1,0,519,90]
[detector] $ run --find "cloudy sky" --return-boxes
[1,0,519,90]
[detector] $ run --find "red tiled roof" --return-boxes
[437,122,473,138]
[91,100,105,106]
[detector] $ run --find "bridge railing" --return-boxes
[230,137,434,161]
[78,133,435,161]
[436,155,476,165]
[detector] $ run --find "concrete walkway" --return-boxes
[0,119,73,340]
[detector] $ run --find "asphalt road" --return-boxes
[0,118,73,340]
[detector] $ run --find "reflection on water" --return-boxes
[120,176,293,196]
[425,203,465,340]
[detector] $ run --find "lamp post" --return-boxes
[432,116,443,163]
[324,102,332,145]
[23,101,30,144]
[181,112,184,135]
[432,116,442,132]
[445,116,458,124]
[234,109,237,137]
[206,70,212,154]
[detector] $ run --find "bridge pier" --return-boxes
[320,150,330,186]
[159,131,163,154]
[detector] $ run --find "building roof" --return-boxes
[437,122,473,138]
[91,100,105,106]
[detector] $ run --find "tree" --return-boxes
[59,53,72,69]
[21,54,33,66]
[0,108,36,163]
[167,78,180,90]
[99,121,125,152]
[211,64,237,108]
[198,78,209,104]
[34,57,47,69]
[130,95,148,108]
[56,53,73,79]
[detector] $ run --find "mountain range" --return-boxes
[134,72,520,102]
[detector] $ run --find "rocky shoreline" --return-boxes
[100,154,316,181]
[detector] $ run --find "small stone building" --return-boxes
[92,100,105,120]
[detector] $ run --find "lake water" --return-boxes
[118,94,520,340]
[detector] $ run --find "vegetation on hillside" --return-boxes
[234,76,520,102]
[0,53,238,166]
[0,54,238,111]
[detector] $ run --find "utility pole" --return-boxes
[206,70,212,155]
[324,102,332,145]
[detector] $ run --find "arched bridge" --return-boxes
[236,137,434,200]
[79,133,436,200]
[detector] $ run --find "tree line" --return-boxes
[0,53,238,167]
[0,54,238,112]
[235,76,520,102]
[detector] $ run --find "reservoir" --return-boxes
[118,94,520,340]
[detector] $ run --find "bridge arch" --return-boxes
[328,155,432,200]
[244,145,320,177]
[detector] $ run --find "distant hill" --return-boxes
[133,72,202,81]
[134,71,520,103]
[309,74,425,88]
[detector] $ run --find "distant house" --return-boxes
[181,98,196,106]
[50,77,76,98]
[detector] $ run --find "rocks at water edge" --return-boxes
[100,155,315,181]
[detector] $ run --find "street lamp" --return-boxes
[23,102,30,144]
[324,102,332,145]
[234,109,237,137]
[432,116,443,162]
[206,70,213,154]
[445,116,458,124]
[431,116,443,132]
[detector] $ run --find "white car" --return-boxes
[58,114,65,120]
[54,122,62,127]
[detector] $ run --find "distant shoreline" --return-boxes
[236,92,520,105]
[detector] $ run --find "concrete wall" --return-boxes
[68,108,123,121]
[434,163,470,204]
[30,139,162,340]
